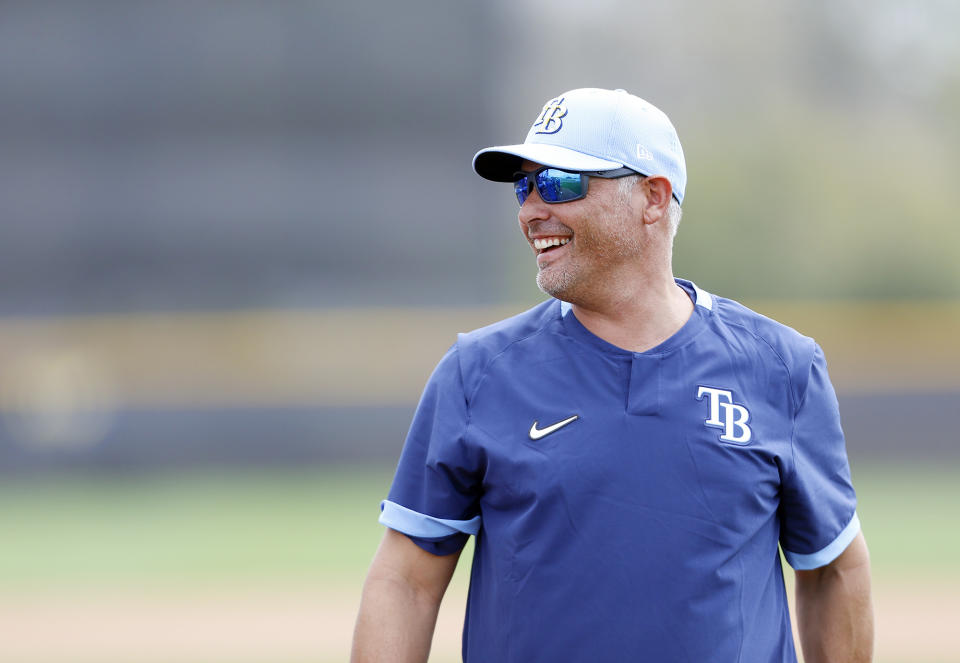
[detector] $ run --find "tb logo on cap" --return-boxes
[533,97,567,134]
[696,386,752,444]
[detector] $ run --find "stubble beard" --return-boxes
[536,262,576,300]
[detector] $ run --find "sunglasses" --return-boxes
[512,166,637,207]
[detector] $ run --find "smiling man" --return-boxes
[352,88,873,663]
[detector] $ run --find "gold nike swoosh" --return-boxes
[529,415,579,440]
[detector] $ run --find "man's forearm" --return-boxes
[351,529,461,663]
[351,572,443,663]
[795,532,874,663]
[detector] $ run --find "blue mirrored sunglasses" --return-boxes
[513,166,637,207]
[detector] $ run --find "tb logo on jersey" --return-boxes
[696,386,752,444]
[533,97,567,134]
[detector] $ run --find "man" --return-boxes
[352,88,873,662]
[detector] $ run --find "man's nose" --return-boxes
[518,185,550,226]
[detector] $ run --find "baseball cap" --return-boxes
[473,88,687,204]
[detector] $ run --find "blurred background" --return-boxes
[0,1,958,661]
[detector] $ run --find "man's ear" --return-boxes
[641,176,673,225]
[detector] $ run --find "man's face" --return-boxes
[516,161,644,304]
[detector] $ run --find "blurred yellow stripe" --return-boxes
[0,307,516,410]
[0,301,957,411]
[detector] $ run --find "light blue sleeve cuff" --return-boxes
[783,512,861,570]
[379,500,481,538]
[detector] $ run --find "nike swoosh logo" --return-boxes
[529,415,579,440]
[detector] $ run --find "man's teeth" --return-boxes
[533,237,570,251]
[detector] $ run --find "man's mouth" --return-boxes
[532,237,570,254]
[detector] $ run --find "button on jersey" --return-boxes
[381,280,858,663]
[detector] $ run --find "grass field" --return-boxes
[0,462,957,662]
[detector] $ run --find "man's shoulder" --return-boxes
[446,299,561,386]
[707,289,818,376]
[457,298,561,354]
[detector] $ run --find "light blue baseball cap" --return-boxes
[473,88,687,204]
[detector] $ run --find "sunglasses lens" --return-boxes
[536,169,584,203]
[514,177,531,206]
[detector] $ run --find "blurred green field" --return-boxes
[0,466,397,589]
[0,462,957,662]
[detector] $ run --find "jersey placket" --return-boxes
[627,353,662,416]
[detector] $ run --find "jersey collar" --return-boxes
[558,278,712,357]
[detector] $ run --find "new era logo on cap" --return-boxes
[473,88,687,204]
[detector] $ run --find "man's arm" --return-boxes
[351,527,462,663]
[794,531,874,663]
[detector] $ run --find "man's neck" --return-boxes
[569,275,694,353]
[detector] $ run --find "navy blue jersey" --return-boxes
[381,279,859,663]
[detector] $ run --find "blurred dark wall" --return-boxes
[0,1,502,314]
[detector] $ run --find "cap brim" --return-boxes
[472,143,624,182]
